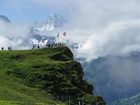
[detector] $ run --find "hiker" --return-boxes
[32,45,35,49]
[1,47,4,51]
[48,44,51,47]
[8,47,12,51]
[37,45,40,49]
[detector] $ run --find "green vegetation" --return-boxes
[0,47,105,105]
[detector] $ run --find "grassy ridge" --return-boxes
[0,47,105,105]
[0,48,71,105]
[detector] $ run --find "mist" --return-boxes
[0,21,31,50]
[77,19,140,61]
[84,53,140,101]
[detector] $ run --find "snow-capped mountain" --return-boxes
[0,14,80,55]
[30,33,80,51]
[0,15,11,23]
[30,14,80,50]
[0,14,78,50]
[33,14,66,32]
[30,34,56,47]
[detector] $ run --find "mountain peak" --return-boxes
[0,15,11,23]
[33,14,66,31]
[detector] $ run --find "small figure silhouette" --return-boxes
[8,47,12,51]
[37,45,40,49]
[1,47,4,51]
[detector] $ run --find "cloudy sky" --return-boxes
[0,0,139,22]
[0,0,139,60]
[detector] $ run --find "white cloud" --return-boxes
[0,21,31,50]
[77,19,140,61]
[0,36,13,49]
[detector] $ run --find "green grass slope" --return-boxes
[0,47,105,105]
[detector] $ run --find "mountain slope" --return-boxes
[0,47,105,105]
[0,15,11,23]
[111,93,140,105]
[84,52,140,103]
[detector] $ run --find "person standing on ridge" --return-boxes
[1,47,4,51]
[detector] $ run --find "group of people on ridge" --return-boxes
[32,42,65,49]
[1,46,12,51]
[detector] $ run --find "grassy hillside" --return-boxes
[0,47,105,105]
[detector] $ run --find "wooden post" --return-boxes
[68,96,70,105]
[79,101,81,105]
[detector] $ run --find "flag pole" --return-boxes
[63,32,67,44]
